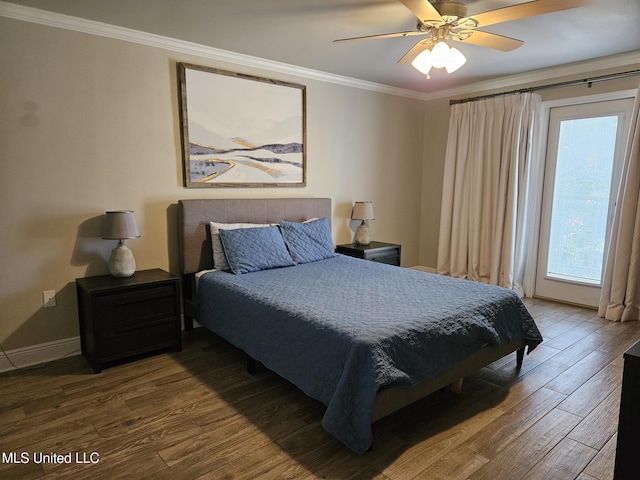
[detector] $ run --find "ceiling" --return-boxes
[4,0,640,95]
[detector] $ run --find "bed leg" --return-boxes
[516,347,525,370]
[247,355,257,375]
[450,378,464,394]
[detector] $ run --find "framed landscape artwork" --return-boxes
[178,63,306,187]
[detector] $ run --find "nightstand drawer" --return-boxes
[94,285,177,327]
[99,318,178,359]
[336,241,401,266]
[366,247,401,264]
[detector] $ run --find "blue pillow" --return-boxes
[280,218,336,264]
[219,226,295,274]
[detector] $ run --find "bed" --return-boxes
[178,198,542,454]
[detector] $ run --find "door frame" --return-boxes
[532,90,636,307]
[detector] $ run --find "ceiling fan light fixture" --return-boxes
[445,46,467,73]
[412,41,466,77]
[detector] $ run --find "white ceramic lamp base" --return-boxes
[355,221,371,246]
[108,241,136,277]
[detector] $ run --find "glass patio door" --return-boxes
[535,96,634,307]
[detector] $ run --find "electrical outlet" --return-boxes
[43,290,56,308]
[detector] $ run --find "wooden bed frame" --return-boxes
[177,198,526,424]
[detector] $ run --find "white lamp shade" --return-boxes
[411,49,433,75]
[430,41,451,69]
[102,211,140,240]
[445,47,467,73]
[352,201,375,221]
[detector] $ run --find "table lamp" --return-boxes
[102,210,140,277]
[351,201,374,246]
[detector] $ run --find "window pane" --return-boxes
[547,115,618,284]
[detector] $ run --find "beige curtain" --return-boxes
[437,92,542,295]
[598,86,640,321]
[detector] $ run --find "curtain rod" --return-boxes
[449,69,640,106]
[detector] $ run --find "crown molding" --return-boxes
[0,1,425,100]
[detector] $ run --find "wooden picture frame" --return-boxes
[178,63,306,188]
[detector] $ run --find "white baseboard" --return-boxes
[0,315,197,373]
[410,265,438,274]
[0,336,81,373]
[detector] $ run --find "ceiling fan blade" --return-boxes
[454,30,523,52]
[397,40,431,64]
[399,0,444,24]
[459,0,589,28]
[334,30,428,43]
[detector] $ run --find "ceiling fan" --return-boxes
[334,0,590,77]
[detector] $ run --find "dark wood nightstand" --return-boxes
[336,241,401,266]
[76,268,182,373]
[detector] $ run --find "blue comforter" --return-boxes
[197,255,542,453]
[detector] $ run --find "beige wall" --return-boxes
[0,17,425,350]
[418,97,450,269]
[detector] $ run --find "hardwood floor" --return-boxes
[1,298,639,479]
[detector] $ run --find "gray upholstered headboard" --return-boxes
[178,198,332,275]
